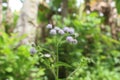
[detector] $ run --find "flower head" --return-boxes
[54,27,60,31]
[63,27,75,34]
[63,27,69,32]
[68,28,74,34]
[74,33,79,38]
[58,29,65,35]
[66,36,78,44]
[46,24,52,29]
[30,47,37,54]
[72,39,78,44]
[50,29,57,35]
[66,36,73,42]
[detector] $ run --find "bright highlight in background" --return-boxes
[9,0,83,12]
[77,0,84,7]
[9,0,23,12]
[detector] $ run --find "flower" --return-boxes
[54,27,60,31]
[72,39,78,44]
[74,33,79,37]
[63,27,75,34]
[66,36,78,44]
[66,36,74,42]
[50,29,57,35]
[58,29,65,35]
[30,47,37,54]
[46,24,52,29]
[63,27,69,32]
[44,54,51,58]
[68,28,74,34]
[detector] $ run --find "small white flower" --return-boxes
[46,24,52,29]
[44,54,51,58]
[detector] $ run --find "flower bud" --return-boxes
[66,36,73,42]
[58,29,65,35]
[68,28,74,34]
[30,47,37,54]
[46,24,52,29]
[54,27,60,31]
[44,54,51,58]
[63,27,69,32]
[72,39,78,44]
[50,29,57,35]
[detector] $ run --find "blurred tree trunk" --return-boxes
[61,0,68,18]
[5,0,13,34]
[85,0,90,11]
[59,0,68,79]
[85,0,118,39]
[14,0,39,44]
[0,0,2,27]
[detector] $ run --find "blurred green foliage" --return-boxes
[0,32,44,80]
[41,11,120,80]
[1,0,120,80]
[115,0,120,14]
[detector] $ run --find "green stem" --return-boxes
[66,66,80,80]
[56,42,59,80]
[55,36,64,80]
[51,67,57,80]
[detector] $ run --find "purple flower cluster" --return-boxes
[46,24,78,44]
[63,27,74,34]
[66,36,78,44]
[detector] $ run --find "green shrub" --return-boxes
[0,32,44,80]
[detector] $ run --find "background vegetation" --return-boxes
[0,0,120,80]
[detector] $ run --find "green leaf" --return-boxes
[6,67,13,72]
[116,0,120,14]
[54,61,71,68]
[36,68,45,77]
